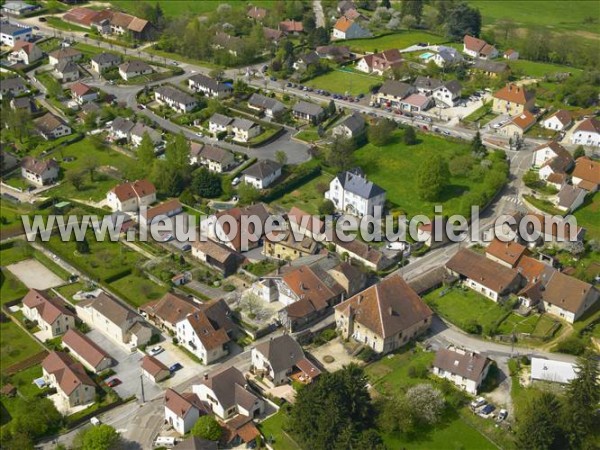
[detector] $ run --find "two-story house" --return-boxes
[292,101,325,124]
[22,289,76,339]
[90,52,121,73]
[248,93,286,119]
[571,117,600,147]
[33,113,71,140]
[331,16,371,40]
[42,351,96,408]
[164,388,205,435]
[432,348,491,395]
[231,118,261,143]
[154,85,197,113]
[325,168,386,217]
[106,179,156,212]
[188,73,232,98]
[242,159,282,189]
[492,83,535,116]
[463,35,498,59]
[21,156,59,186]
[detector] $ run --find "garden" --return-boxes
[574,192,600,241]
[339,31,448,53]
[305,69,381,96]
[270,172,333,215]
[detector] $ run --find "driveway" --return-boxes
[86,329,163,401]
[150,339,200,389]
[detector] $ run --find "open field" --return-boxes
[341,31,448,53]
[259,410,302,450]
[509,60,584,78]
[0,268,29,305]
[45,16,89,32]
[496,312,559,338]
[424,286,508,334]
[271,172,333,215]
[574,192,600,240]
[305,69,381,96]
[6,259,64,290]
[111,0,273,17]
[0,320,42,371]
[108,274,168,307]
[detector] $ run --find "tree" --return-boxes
[326,136,356,171]
[380,0,391,8]
[303,14,316,34]
[151,160,185,196]
[275,150,288,165]
[516,392,563,450]
[444,2,482,41]
[67,170,85,191]
[522,170,540,188]
[417,158,450,201]
[238,182,261,205]
[562,351,600,447]
[573,145,586,159]
[137,132,156,170]
[403,126,417,145]
[367,118,396,146]
[82,155,99,182]
[405,384,445,425]
[327,99,336,116]
[318,199,335,216]
[191,415,222,441]
[75,424,121,450]
[400,0,423,23]
[192,168,222,198]
[76,237,90,254]
[375,396,415,435]
[470,131,487,156]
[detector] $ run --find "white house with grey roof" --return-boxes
[372,80,415,107]
[188,73,232,98]
[119,60,153,80]
[231,118,261,142]
[242,159,282,189]
[248,93,286,118]
[0,77,27,100]
[433,46,463,68]
[195,145,235,173]
[432,80,462,107]
[332,112,365,138]
[325,168,386,216]
[292,101,325,124]
[208,113,233,135]
[110,117,135,141]
[90,52,121,73]
[55,60,79,82]
[130,123,162,147]
[155,85,197,113]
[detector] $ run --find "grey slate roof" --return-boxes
[188,73,232,93]
[298,51,319,66]
[55,60,78,74]
[557,185,585,209]
[442,79,462,95]
[248,93,286,113]
[155,85,196,105]
[378,80,414,99]
[0,22,31,35]
[91,52,121,65]
[231,117,257,131]
[436,46,461,61]
[119,60,151,74]
[198,145,234,165]
[131,123,161,143]
[472,59,508,74]
[111,116,135,134]
[254,335,304,373]
[293,100,324,117]
[209,113,233,127]
[0,77,26,91]
[336,112,365,134]
[336,168,385,199]
[414,76,443,91]
[243,159,282,179]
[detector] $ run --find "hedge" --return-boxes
[103,268,133,284]
[261,165,322,203]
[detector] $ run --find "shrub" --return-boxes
[464,320,482,335]
[320,328,337,342]
[357,347,376,362]
[553,336,585,355]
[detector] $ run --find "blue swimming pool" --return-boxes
[419,52,434,60]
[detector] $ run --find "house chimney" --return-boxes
[203,372,209,381]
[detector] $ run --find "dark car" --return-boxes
[106,378,121,388]
[480,404,495,416]
[169,363,183,372]
[39,17,47,22]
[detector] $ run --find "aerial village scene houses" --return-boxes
[0,1,599,450]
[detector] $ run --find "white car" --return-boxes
[497,409,508,422]
[196,131,204,137]
[231,177,241,186]
[90,417,101,426]
[149,345,164,356]
[470,396,486,410]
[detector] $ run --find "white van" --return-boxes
[154,436,176,448]
[90,417,101,426]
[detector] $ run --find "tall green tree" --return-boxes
[400,0,423,23]
[403,126,417,145]
[165,132,190,174]
[470,131,487,156]
[137,132,156,170]
[192,167,222,198]
[75,424,122,450]
[417,158,450,201]
[326,136,356,171]
[515,392,563,450]
[238,182,261,205]
[444,2,482,40]
[191,415,222,441]
[367,118,396,146]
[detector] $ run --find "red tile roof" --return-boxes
[22,289,74,325]
[42,351,95,395]
[493,83,534,105]
[485,238,527,267]
[62,329,111,369]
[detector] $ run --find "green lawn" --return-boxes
[0,320,42,372]
[108,274,168,307]
[509,60,583,78]
[523,194,565,216]
[425,286,508,334]
[1,365,47,424]
[272,172,333,215]
[496,312,559,339]
[574,192,600,240]
[55,281,86,302]
[341,31,448,53]
[45,16,89,32]
[353,131,507,217]
[305,69,381,96]
[294,128,321,143]
[111,0,273,17]
[258,410,302,450]
[0,243,33,266]
[0,268,29,306]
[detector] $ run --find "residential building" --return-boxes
[543,110,572,131]
[331,112,365,138]
[335,274,433,354]
[492,83,535,116]
[208,113,233,135]
[62,329,113,373]
[75,292,153,349]
[372,80,415,107]
[0,77,27,99]
[22,289,75,338]
[141,355,170,383]
[571,117,600,147]
[90,52,121,73]
[433,46,463,67]
[247,5,267,21]
[316,45,351,62]
[463,35,497,59]
[0,22,32,46]
[251,335,321,386]
[446,249,522,302]
[194,145,235,172]
[33,112,70,139]
[21,156,59,186]
[130,122,162,148]
[242,159,282,189]
[263,27,283,43]
[248,93,286,119]
[55,60,80,82]
[2,2,41,16]
[140,199,183,227]
[42,351,96,408]
[191,239,240,276]
[212,31,241,56]
[556,184,587,212]
[193,366,264,420]
[279,19,303,35]
[175,299,237,364]
[288,206,326,240]
[503,49,519,60]
[203,203,270,252]
[188,73,232,98]
[331,16,371,40]
[532,141,573,169]
[263,230,318,261]
[292,101,325,124]
[110,117,135,141]
[500,111,537,138]
[106,179,156,212]
[154,85,197,113]
[332,236,393,271]
[502,212,585,249]
[432,80,463,108]
[231,118,261,143]
[471,59,509,77]
[8,40,42,65]
[293,51,320,71]
[414,76,443,95]
[119,60,153,80]
[537,147,573,185]
[164,388,205,435]
[141,292,200,333]
[48,48,82,66]
[400,94,432,112]
[432,348,491,395]
[325,167,386,217]
[337,0,357,14]
[10,95,34,112]
[1,149,20,173]
[485,239,527,268]
[327,261,366,296]
[70,82,97,104]
[572,156,600,192]
[356,49,403,75]
[173,437,217,450]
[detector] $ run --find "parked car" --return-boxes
[39,17,47,22]
[169,363,183,372]
[470,397,486,409]
[90,417,101,426]
[231,177,241,186]
[149,346,164,356]
[479,404,496,417]
[106,378,121,388]
[497,409,508,422]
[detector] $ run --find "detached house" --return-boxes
[556,184,587,212]
[471,59,508,78]
[533,142,573,184]
[48,48,82,66]
[154,85,197,113]
[164,388,205,435]
[463,35,497,59]
[9,41,42,65]
[242,159,282,189]
[571,117,600,147]
[90,52,121,73]
[356,49,403,75]
[492,83,535,116]
[251,335,321,386]
[572,156,600,192]
[543,110,572,131]
[192,239,240,276]
[433,46,463,67]
[175,299,237,364]
[332,112,365,138]
[204,203,270,252]
[54,60,79,82]
[130,122,162,148]
[325,167,386,217]
[118,60,153,81]
[110,116,135,141]
[141,292,200,333]
[106,179,156,212]
[188,73,232,98]
[193,366,264,420]
[432,80,462,108]
[292,101,325,124]
[42,351,96,408]
[279,19,304,35]
[335,275,433,354]
[293,51,320,71]
[22,289,75,339]
[208,113,233,135]
[0,22,32,47]
[194,145,235,173]
[0,77,27,100]
[21,156,59,186]
[70,82,97,104]
[432,348,491,395]
[231,118,261,143]
[500,111,537,138]
[331,16,371,40]
[248,93,286,119]
[373,80,415,107]
[62,329,113,373]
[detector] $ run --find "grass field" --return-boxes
[574,192,600,240]
[108,274,168,307]
[259,411,302,450]
[496,313,559,338]
[272,172,333,215]
[111,0,272,17]
[353,131,505,217]
[0,268,28,305]
[340,31,448,53]
[509,60,584,78]
[45,16,89,32]
[294,128,321,143]
[0,320,42,371]
[425,286,508,334]
[305,69,381,96]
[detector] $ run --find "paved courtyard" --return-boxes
[6,259,64,289]
[309,338,362,372]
